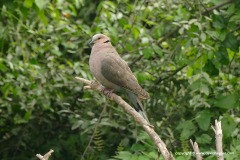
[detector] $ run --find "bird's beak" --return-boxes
[88,39,94,46]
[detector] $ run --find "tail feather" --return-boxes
[127,91,149,122]
[136,98,150,123]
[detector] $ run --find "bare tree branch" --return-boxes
[75,77,174,160]
[211,120,224,160]
[36,149,54,160]
[190,139,202,160]
[156,64,187,84]
[129,55,144,67]
[202,0,233,15]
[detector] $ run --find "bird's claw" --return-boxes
[90,79,100,89]
[101,88,114,98]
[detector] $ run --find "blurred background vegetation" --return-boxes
[0,0,240,159]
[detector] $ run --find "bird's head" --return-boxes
[89,34,111,45]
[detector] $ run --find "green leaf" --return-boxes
[142,47,154,59]
[227,48,235,60]
[196,110,211,131]
[38,10,48,26]
[187,66,193,77]
[24,110,32,121]
[52,45,62,56]
[152,44,163,56]
[177,120,196,139]
[136,72,147,84]
[35,0,48,9]
[221,115,237,138]
[215,94,238,109]
[71,120,83,130]
[0,60,8,72]
[200,83,209,95]
[212,14,227,29]
[137,156,150,160]
[206,30,227,41]
[114,151,132,160]
[229,13,240,23]
[216,47,229,65]
[131,144,145,152]
[227,4,236,15]
[24,0,34,8]
[136,132,149,141]
[203,60,219,76]
[146,152,158,159]
[196,134,212,144]
[189,78,210,95]
[14,114,27,124]
[2,83,12,98]
[223,33,238,52]
[202,72,213,85]
[200,32,206,42]
[132,27,140,39]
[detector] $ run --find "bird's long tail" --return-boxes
[127,91,150,123]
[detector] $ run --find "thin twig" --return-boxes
[157,28,179,44]
[190,139,202,160]
[129,55,144,67]
[156,64,187,84]
[202,0,233,15]
[75,77,174,160]
[211,120,224,160]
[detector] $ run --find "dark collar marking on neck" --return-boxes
[104,40,110,43]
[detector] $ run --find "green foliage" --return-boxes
[196,110,211,131]
[111,132,158,160]
[177,120,197,140]
[0,0,240,159]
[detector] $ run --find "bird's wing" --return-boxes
[101,54,149,99]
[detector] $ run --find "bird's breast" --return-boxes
[89,50,119,90]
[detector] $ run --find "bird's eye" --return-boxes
[98,37,101,40]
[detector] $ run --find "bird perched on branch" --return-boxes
[89,33,150,121]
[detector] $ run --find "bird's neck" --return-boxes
[92,42,113,53]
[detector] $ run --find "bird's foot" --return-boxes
[90,79,101,89]
[101,88,114,98]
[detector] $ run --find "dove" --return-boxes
[89,33,150,121]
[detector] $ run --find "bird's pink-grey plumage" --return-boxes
[89,33,149,121]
